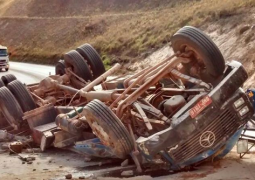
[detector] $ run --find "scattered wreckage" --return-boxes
[0,26,253,174]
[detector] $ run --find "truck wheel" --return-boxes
[1,74,16,85]
[5,68,8,71]
[84,99,134,159]
[64,50,93,81]
[7,80,36,112]
[0,87,23,130]
[171,26,225,81]
[76,44,105,79]
[55,59,65,75]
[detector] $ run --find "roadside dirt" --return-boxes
[0,146,253,180]
[0,148,86,180]
[203,8,255,88]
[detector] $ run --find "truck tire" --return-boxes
[171,26,225,80]
[5,68,8,71]
[0,87,23,130]
[1,74,17,85]
[0,79,4,88]
[76,44,105,79]
[64,50,93,81]
[84,99,134,159]
[7,80,36,112]
[55,59,65,75]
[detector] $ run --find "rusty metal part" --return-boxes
[55,106,78,114]
[56,84,79,94]
[33,88,45,97]
[102,75,129,90]
[23,104,58,144]
[110,68,153,109]
[102,80,124,90]
[53,130,81,148]
[142,63,173,84]
[29,74,74,106]
[52,64,120,105]
[127,57,178,87]
[33,123,58,146]
[30,92,48,105]
[123,67,150,88]
[131,111,166,125]
[9,142,23,154]
[23,104,57,128]
[147,119,166,125]
[112,54,178,109]
[170,69,212,90]
[61,74,71,84]
[66,68,88,84]
[53,64,120,103]
[138,102,168,121]
[83,91,122,102]
[105,75,127,83]
[123,53,179,88]
[44,96,57,105]
[27,84,40,93]
[132,102,152,131]
[138,98,155,108]
[128,124,138,154]
[127,124,142,173]
[69,75,87,89]
[80,63,121,93]
[53,84,123,103]
[40,131,55,151]
[55,106,88,135]
[56,114,88,135]
[131,152,142,173]
[33,75,70,96]
[116,57,190,118]
[82,90,122,103]
[115,87,156,93]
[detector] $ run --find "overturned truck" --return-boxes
[0,26,253,172]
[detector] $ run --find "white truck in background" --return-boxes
[0,45,10,71]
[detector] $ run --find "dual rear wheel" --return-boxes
[0,75,36,129]
[55,44,105,82]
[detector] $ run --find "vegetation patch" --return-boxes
[0,0,254,69]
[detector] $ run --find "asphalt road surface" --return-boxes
[0,61,55,84]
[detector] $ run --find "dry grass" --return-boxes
[0,0,254,68]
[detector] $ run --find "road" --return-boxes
[0,61,55,84]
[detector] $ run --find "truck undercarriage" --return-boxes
[0,26,253,175]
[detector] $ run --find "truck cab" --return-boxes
[0,45,10,71]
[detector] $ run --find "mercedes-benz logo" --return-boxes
[199,131,216,148]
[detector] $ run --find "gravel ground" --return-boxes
[0,145,255,180]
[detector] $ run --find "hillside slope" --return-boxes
[132,7,255,88]
[0,0,190,17]
[0,0,254,72]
